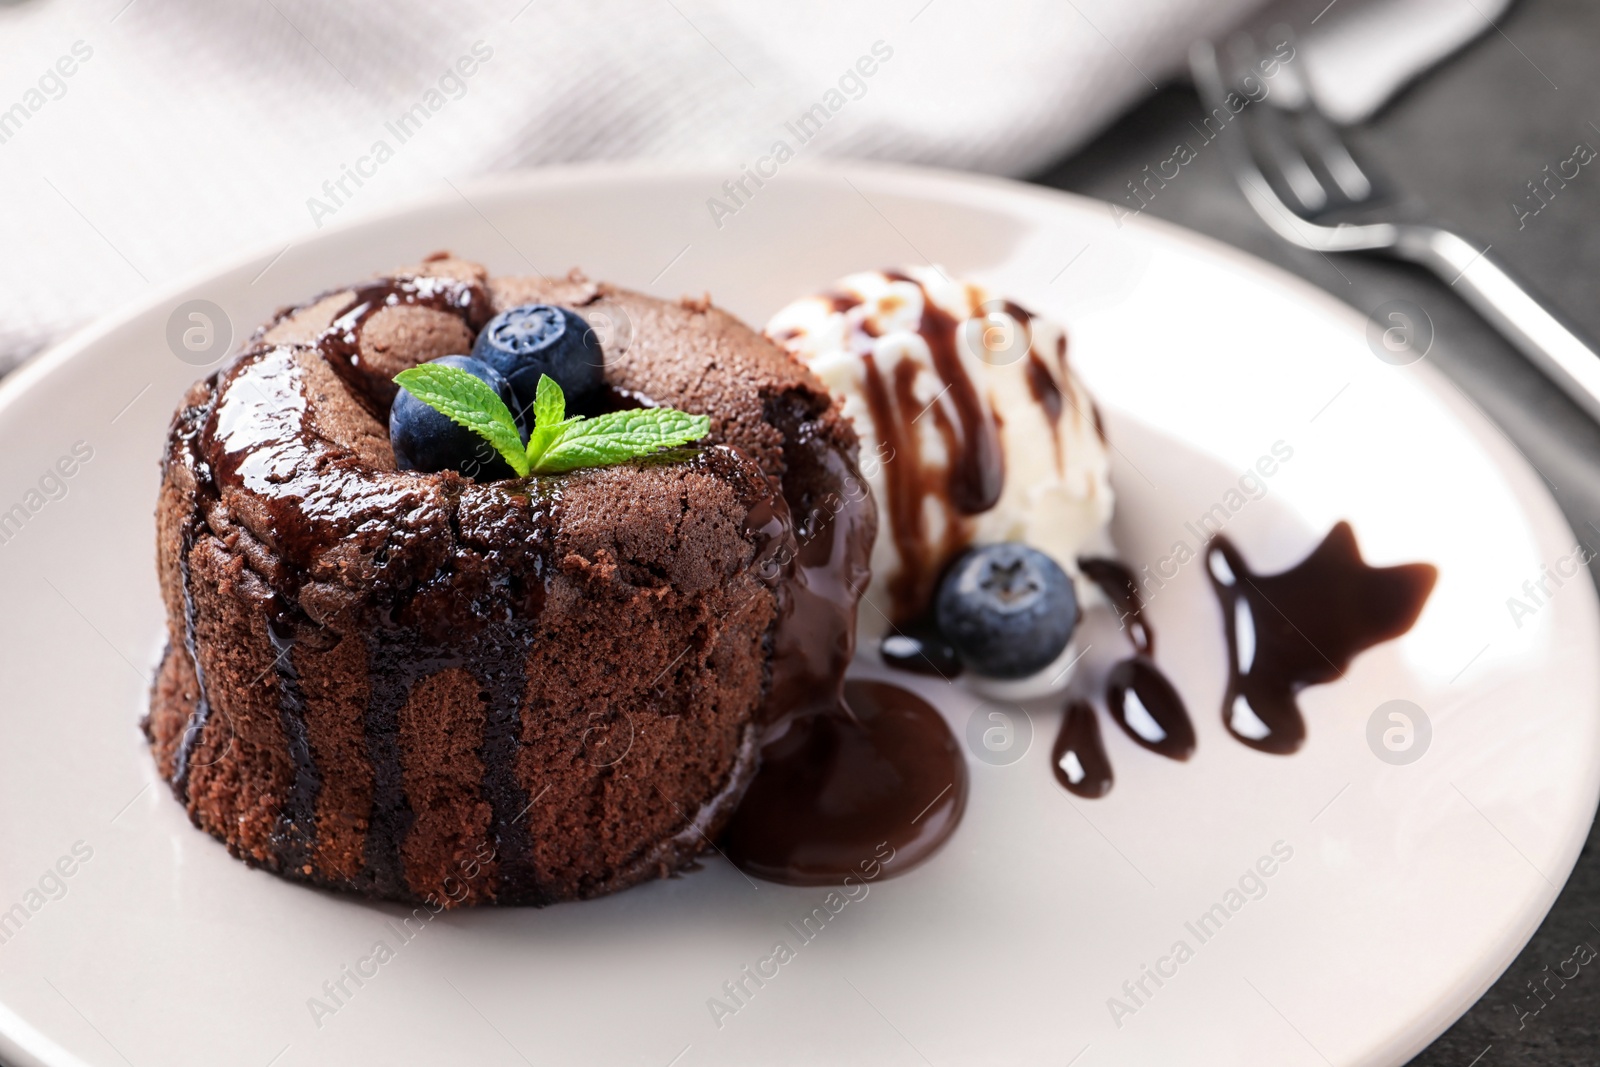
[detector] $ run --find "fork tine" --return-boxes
[1259,26,1375,202]
[1292,107,1374,202]
[1189,38,1316,245]
[1252,103,1332,212]
[1190,38,1399,252]
[1223,33,1329,214]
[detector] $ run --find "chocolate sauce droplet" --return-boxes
[1208,522,1437,754]
[722,681,968,886]
[1078,556,1153,656]
[1105,657,1195,760]
[1052,700,1113,798]
[879,620,963,678]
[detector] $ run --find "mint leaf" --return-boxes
[524,374,580,472]
[392,369,711,479]
[533,373,565,428]
[533,408,712,474]
[393,364,529,477]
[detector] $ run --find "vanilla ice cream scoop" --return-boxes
[766,266,1114,687]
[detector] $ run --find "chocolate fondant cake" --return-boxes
[146,255,875,906]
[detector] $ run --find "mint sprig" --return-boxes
[392,366,710,479]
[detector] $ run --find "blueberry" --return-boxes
[934,543,1079,679]
[471,304,604,417]
[390,355,520,480]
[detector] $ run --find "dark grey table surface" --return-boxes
[1034,0,1600,1061]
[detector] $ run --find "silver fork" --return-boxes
[1190,34,1600,424]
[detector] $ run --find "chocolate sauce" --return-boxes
[860,353,947,622]
[313,274,493,414]
[1207,522,1437,754]
[465,631,540,903]
[347,625,547,901]
[358,634,445,898]
[1052,555,1192,796]
[1078,556,1153,656]
[1105,657,1195,760]
[879,621,963,678]
[1024,351,1064,465]
[266,615,320,871]
[999,299,1034,332]
[917,298,1004,515]
[722,681,967,885]
[1052,700,1112,798]
[171,517,214,799]
[758,400,875,729]
[851,273,1008,623]
[825,290,865,314]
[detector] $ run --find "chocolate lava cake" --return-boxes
[145,254,875,906]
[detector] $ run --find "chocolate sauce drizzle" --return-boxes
[1078,556,1153,656]
[1207,522,1437,754]
[1024,351,1065,465]
[266,615,320,871]
[471,637,541,900]
[860,354,939,622]
[355,633,542,900]
[850,274,1007,624]
[723,680,967,885]
[313,274,493,415]
[915,297,1005,516]
[1043,557,1193,799]
[757,400,875,729]
[1076,556,1193,761]
[357,633,429,897]
[171,517,215,798]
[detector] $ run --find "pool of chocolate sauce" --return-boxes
[722,681,968,886]
[1207,522,1437,754]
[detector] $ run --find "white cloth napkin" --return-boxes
[1256,0,1513,123]
[0,0,1505,371]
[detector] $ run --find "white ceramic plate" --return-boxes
[0,164,1594,1067]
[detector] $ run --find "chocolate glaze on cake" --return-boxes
[146,255,875,906]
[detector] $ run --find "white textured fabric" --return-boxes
[0,0,1500,369]
[1258,0,1512,124]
